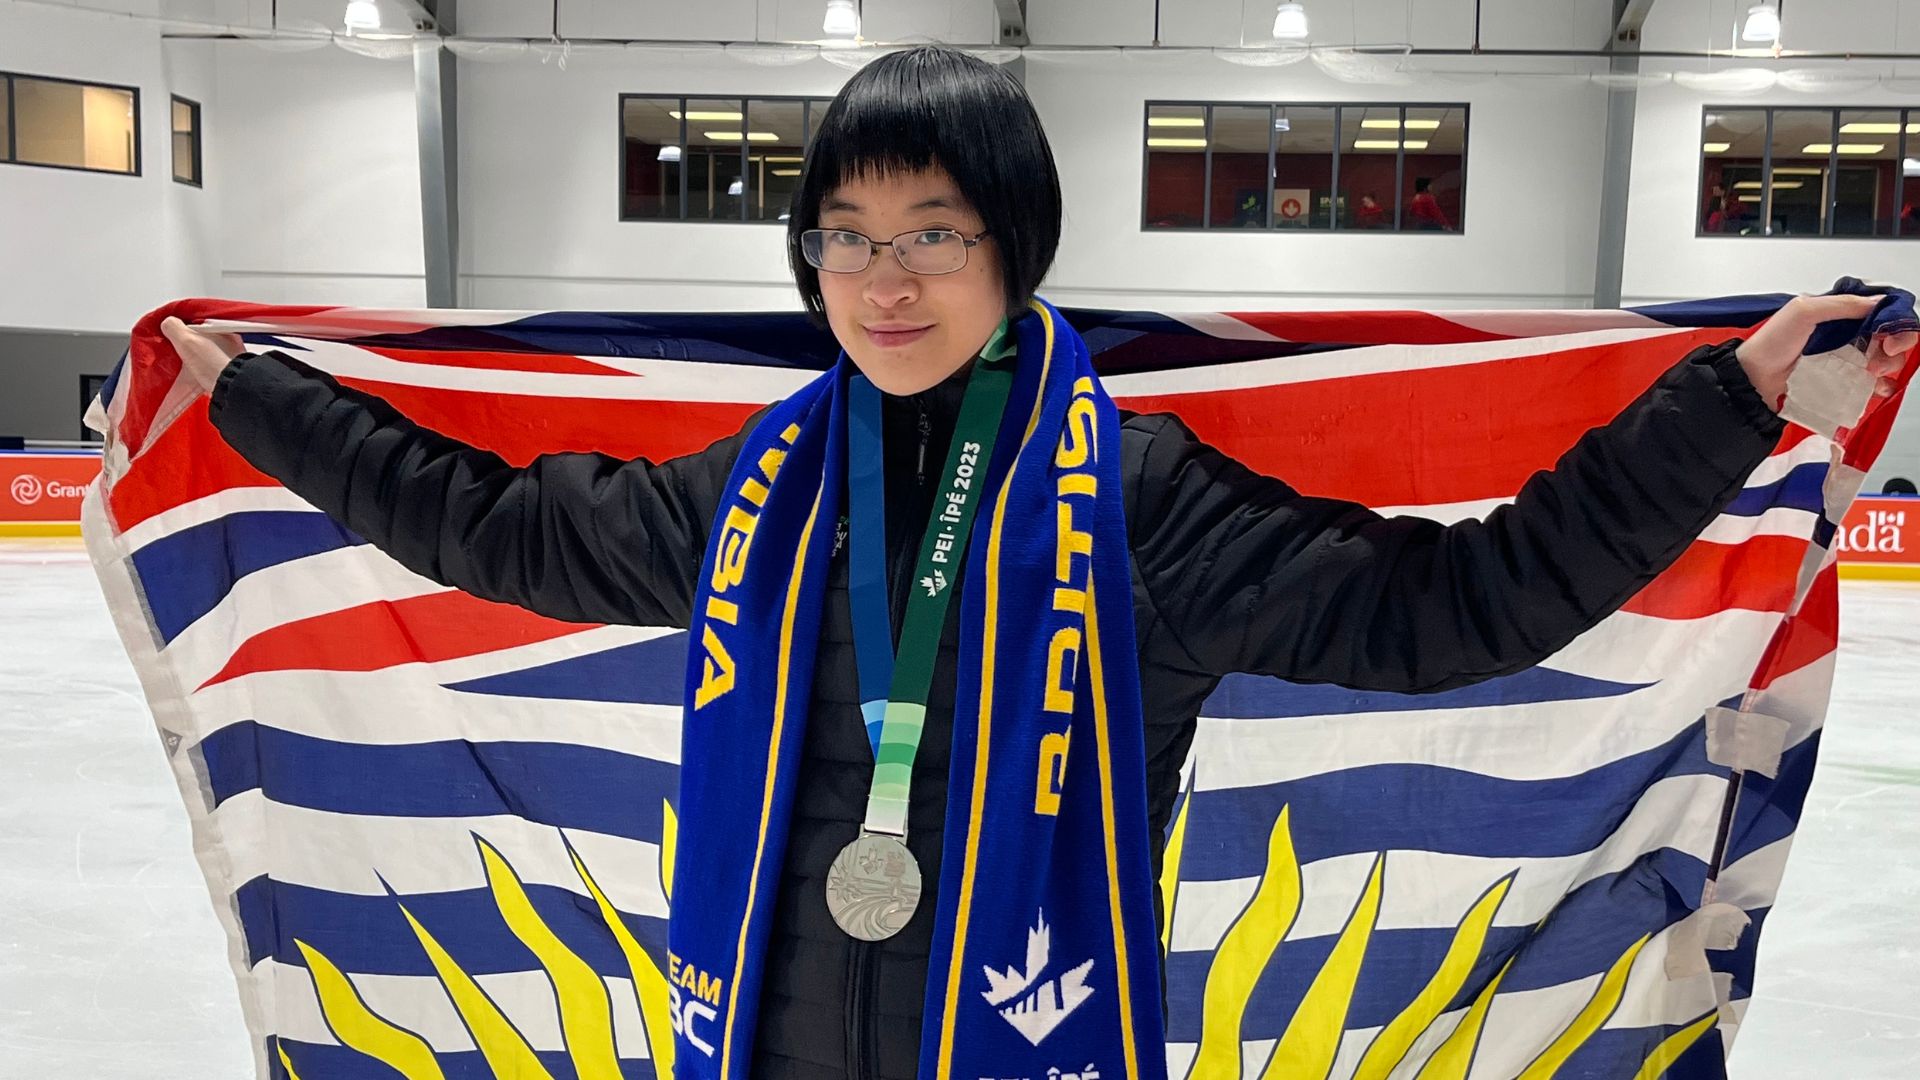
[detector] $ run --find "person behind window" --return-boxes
[1408,176,1453,231]
[1354,191,1389,229]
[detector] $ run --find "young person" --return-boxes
[164,45,1909,1080]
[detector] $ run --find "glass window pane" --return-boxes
[1768,109,1835,236]
[1901,111,1919,238]
[1272,105,1334,229]
[1337,106,1387,229]
[1832,109,1901,237]
[1144,103,1205,229]
[171,97,198,184]
[746,99,804,223]
[1,80,10,162]
[1403,106,1464,232]
[15,77,136,173]
[1207,104,1269,229]
[685,97,747,221]
[621,96,683,219]
[1701,108,1765,234]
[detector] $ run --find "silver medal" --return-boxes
[825,832,922,941]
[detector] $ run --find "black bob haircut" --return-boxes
[786,45,1063,326]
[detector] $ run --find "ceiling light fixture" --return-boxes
[1703,142,1731,153]
[657,145,682,163]
[1801,143,1885,155]
[1146,137,1207,148]
[1272,2,1309,41]
[1148,117,1206,128]
[705,131,782,142]
[1838,121,1920,135]
[344,0,380,31]
[671,111,744,122]
[824,0,860,39]
[1353,139,1429,150]
[1740,2,1781,43]
[1361,119,1442,130]
[727,178,744,196]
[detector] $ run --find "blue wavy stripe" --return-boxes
[1723,730,1819,868]
[236,874,667,978]
[1724,460,1826,517]
[1713,904,1770,1004]
[1178,709,1730,878]
[1164,847,1707,1040]
[271,1038,660,1080]
[1556,1020,1727,1079]
[1199,665,1649,721]
[444,632,689,705]
[131,511,365,644]
[195,722,676,845]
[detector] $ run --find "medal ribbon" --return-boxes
[846,320,1017,839]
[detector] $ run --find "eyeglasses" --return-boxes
[799,228,988,276]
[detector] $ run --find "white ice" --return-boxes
[0,540,1914,1078]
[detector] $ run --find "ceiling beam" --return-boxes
[993,0,1028,47]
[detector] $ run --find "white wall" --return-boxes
[0,3,201,333]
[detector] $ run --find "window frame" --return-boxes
[1696,104,1916,240]
[1140,98,1470,235]
[618,93,827,224]
[170,93,202,188]
[0,69,143,178]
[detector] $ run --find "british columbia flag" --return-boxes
[84,287,1917,1080]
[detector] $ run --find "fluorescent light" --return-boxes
[344,0,380,30]
[671,110,743,122]
[823,0,859,39]
[1801,143,1885,155]
[1272,2,1308,41]
[1353,139,1428,150]
[1147,137,1207,148]
[657,145,682,163]
[1148,117,1206,128]
[1361,118,1442,130]
[1734,180,1803,190]
[1772,167,1823,175]
[1703,142,1731,153]
[1905,157,1920,177]
[1741,3,1780,43]
[1839,121,1920,135]
[772,168,801,176]
[704,131,782,142]
[765,155,804,163]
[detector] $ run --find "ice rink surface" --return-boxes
[2,539,1914,1078]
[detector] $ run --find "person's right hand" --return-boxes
[160,316,245,395]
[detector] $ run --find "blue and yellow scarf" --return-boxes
[669,297,1167,1080]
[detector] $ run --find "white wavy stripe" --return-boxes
[1105,325,1699,397]
[1190,608,1790,790]
[1168,772,1729,953]
[254,336,811,403]
[117,486,324,553]
[1713,835,1795,913]
[1435,308,1673,338]
[252,958,655,1057]
[157,544,454,690]
[205,791,670,918]
[1161,311,1285,342]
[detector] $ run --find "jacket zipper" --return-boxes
[849,396,932,1080]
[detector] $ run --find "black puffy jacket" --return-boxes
[209,336,1784,1080]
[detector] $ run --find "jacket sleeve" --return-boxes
[207,348,760,628]
[1127,340,1788,693]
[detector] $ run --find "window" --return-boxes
[171,95,200,186]
[1699,105,1917,238]
[1144,100,1467,232]
[1,72,139,176]
[620,94,831,223]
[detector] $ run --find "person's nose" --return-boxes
[861,245,919,309]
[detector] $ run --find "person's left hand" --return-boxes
[1734,292,1917,412]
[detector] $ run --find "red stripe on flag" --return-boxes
[197,590,595,689]
[1752,565,1841,691]
[1620,534,1809,620]
[109,405,279,533]
[1115,327,1742,507]
[334,377,763,466]
[1221,310,1513,346]
[359,345,640,377]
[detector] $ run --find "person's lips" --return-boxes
[864,323,933,349]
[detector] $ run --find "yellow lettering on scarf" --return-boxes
[668,953,727,1007]
[694,422,799,711]
[1055,377,1098,469]
[1045,626,1081,714]
[1034,730,1071,816]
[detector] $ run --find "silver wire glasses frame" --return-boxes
[799,228,989,275]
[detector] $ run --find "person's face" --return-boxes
[816,166,1007,396]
